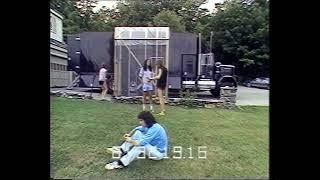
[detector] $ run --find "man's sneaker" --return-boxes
[107,147,122,157]
[105,161,124,170]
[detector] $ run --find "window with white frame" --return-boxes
[50,63,67,71]
[50,15,57,34]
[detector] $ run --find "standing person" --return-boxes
[150,59,167,115]
[98,63,108,99]
[139,59,154,112]
[105,111,168,170]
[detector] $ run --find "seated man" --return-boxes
[105,111,168,170]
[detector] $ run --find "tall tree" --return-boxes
[75,0,99,31]
[50,0,82,34]
[151,10,185,32]
[206,0,269,78]
[110,0,208,31]
[50,0,269,78]
[176,0,209,32]
[113,0,159,26]
[50,0,104,34]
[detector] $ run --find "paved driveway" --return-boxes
[236,86,269,106]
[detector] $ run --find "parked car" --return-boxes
[243,77,269,89]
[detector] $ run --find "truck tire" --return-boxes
[210,88,220,98]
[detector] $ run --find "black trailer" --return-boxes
[66,29,198,95]
[66,28,236,98]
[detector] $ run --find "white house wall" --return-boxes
[50,11,63,42]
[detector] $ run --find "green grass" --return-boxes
[50,97,269,179]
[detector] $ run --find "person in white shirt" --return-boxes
[139,59,155,112]
[98,63,108,99]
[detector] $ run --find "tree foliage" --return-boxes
[50,0,269,78]
[206,0,269,78]
[151,10,185,32]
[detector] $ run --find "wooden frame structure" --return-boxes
[113,27,170,98]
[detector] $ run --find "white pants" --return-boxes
[119,130,166,166]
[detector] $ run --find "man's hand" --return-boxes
[125,136,132,142]
[123,133,130,140]
[125,137,139,146]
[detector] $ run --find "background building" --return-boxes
[50,9,71,87]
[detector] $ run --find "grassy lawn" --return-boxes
[50,97,269,179]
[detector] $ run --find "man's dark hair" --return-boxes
[137,111,157,128]
[143,59,152,71]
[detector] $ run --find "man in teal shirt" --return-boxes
[105,111,168,170]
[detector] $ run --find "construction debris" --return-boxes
[50,87,237,109]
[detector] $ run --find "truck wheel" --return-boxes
[210,88,220,98]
